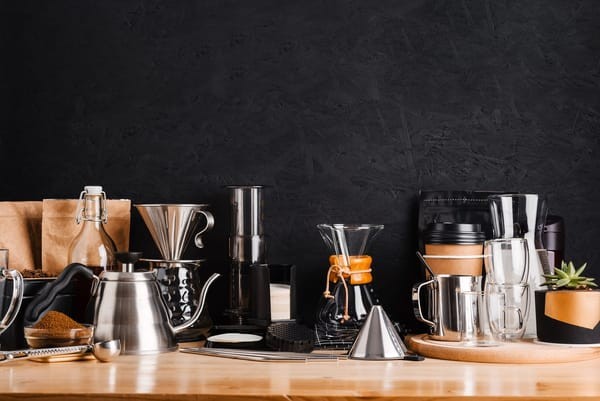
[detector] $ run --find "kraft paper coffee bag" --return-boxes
[0,201,43,270]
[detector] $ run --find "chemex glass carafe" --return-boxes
[314,223,383,349]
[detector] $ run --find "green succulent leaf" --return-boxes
[575,263,588,278]
[555,268,569,279]
[568,261,576,276]
[541,260,596,290]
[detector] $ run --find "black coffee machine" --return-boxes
[212,186,297,346]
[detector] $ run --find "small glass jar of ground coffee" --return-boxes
[32,311,85,330]
[25,311,93,348]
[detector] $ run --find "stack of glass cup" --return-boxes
[483,238,530,341]
[488,194,550,340]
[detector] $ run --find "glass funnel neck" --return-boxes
[317,224,384,264]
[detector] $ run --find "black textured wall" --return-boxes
[3,0,600,329]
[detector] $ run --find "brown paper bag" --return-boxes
[42,199,131,274]
[0,201,43,270]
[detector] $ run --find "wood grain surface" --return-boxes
[1,348,600,400]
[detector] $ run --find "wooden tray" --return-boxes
[407,333,600,363]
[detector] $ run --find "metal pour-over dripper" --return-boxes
[348,305,419,360]
[349,305,403,360]
[135,204,214,260]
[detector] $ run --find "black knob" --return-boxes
[115,252,143,265]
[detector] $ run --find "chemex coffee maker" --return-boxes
[314,223,384,349]
[135,204,217,341]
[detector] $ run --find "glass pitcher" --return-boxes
[314,224,383,349]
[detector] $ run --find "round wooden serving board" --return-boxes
[407,333,600,363]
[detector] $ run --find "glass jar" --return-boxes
[68,186,117,274]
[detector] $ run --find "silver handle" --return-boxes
[193,210,215,249]
[412,279,436,328]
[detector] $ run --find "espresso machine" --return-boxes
[135,204,216,341]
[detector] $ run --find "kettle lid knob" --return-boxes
[115,252,143,273]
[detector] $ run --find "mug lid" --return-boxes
[424,222,485,244]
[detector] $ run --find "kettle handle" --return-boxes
[23,263,97,326]
[171,272,220,334]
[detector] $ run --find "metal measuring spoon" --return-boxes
[0,339,121,363]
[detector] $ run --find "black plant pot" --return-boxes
[535,290,600,344]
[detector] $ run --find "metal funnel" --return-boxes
[135,204,214,260]
[348,305,413,360]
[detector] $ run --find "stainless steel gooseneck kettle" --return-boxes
[25,253,219,355]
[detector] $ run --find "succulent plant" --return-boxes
[542,260,597,290]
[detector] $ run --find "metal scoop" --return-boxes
[416,251,435,277]
[0,339,121,363]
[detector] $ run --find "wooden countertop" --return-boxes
[1,348,600,400]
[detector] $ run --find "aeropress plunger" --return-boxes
[224,185,266,326]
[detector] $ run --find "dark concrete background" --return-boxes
[2,0,599,329]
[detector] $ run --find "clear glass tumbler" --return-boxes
[459,290,498,347]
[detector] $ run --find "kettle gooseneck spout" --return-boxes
[168,272,220,335]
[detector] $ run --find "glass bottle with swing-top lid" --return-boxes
[68,186,117,274]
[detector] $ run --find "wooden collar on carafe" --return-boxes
[322,255,373,322]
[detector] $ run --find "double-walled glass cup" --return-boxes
[485,282,529,341]
[484,238,529,285]
[483,239,530,341]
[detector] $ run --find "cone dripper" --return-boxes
[135,204,214,260]
[348,305,414,360]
